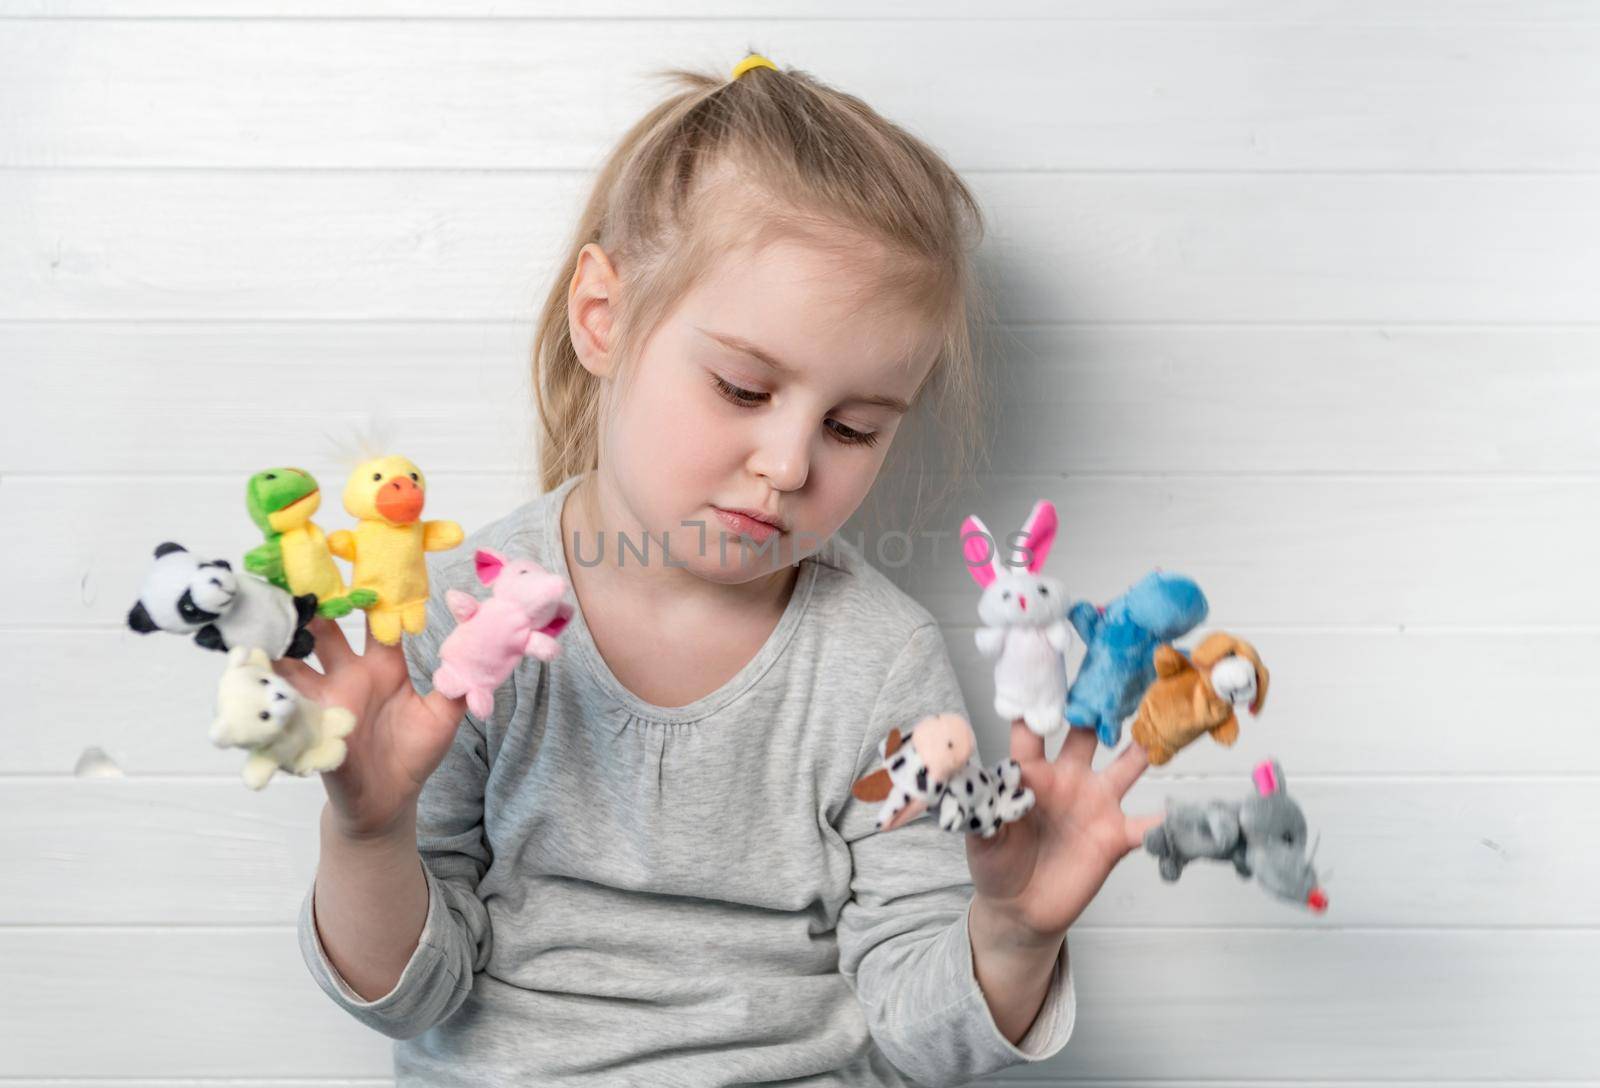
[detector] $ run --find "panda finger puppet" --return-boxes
[128,542,317,660]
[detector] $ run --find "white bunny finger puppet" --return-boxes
[962,499,1072,738]
[851,713,1036,839]
[211,647,357,790]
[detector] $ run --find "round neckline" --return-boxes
[543,472,821,725]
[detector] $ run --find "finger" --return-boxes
[308,616,353,669]
[272,656,326,700]
[1010,719,1045,764]
[422,690,469,733]
[1123,810,1165,853]
[1101,740,1150,801]
[361,611,406,665]
[1059,725,1096,767]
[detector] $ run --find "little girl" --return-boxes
[284,54,1160,1086]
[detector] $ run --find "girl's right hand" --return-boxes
[273,615,468,842]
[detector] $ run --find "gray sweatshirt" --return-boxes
[297,471,1075,1086]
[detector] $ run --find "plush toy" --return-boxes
[210,646,357,789]
[851,713,1035,838]
[962,499,1071,737]
[1064,571,1209,748]
[432,548,574,719]
[1144,758,1327,913]
[243,466,377,619]
[127,542,316,660]
[1129,631,1269,765]
[329,455,463,645]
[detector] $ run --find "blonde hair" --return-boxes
[531,54,995,530]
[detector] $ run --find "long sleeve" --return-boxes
[835,622,1076,1087]
[296,551,496,1039]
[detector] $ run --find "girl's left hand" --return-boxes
[965,722,1163,940]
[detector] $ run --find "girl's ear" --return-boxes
[960,515,1001,588]
[475,548,507,585]
[568,242,621,379]
[1017,499,1058,573]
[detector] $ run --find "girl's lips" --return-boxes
[712,506,782,543]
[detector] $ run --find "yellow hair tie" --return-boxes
[731,54,778,81]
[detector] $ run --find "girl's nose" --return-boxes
[748,420,812,493]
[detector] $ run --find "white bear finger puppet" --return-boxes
[211,647,357,790]
[851,713,1036,839]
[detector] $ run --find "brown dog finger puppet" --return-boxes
[851,713,1036,838]
[1144,758,1328,913]
[1128,631,1269,765]
[210,647,357,790]
[329,455,463,645]
[243,466,378,619]
[128,542,317,660]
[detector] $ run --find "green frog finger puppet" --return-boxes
[244,467,378,619]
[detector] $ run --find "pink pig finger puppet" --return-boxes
[431,548,574,719]
[851,713,1036,839]
[962,499,1072,738]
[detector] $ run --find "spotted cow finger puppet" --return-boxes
[432,548,574,719]
[1144,758,1328,913]
[243,466,377,619]
[210,647,357,790]
[128,542,316,660]
[851,713,1035,839]
[328,455,463,645]
[1129,631,1270,765]
[961,499,1071,738]
[1065,570,1209,748]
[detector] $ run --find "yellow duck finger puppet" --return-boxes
[328,455,463,645]
[1129,631,1270,765]
[243,467,378,619]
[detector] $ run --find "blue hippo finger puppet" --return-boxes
[127,542,317,660]
[1144,758,1329,914]
[1064,571,1208,748]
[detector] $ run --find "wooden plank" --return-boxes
[7,627,1597,776]
[0,322,540,475]
[0,927,1593,1077]
[7,173,1600,322]
[7,473,1596,629]
[2,1,1594,21]
[9,322,1600,476]
[6,20,1600,170]
[3,777,1595,928]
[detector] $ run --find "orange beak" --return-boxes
[374,476,425,524]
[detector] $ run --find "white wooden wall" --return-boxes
[4,2,1597,1082]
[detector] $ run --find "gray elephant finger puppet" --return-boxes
[211,647,357,790]
[1144,758,1329,914]
[127,542,317,660]
[851,713,1036,839]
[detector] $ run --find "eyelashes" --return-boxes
[707,373,880,448]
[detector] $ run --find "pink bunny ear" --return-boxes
[1017,499,1058,573]
[474,548,506,585]
[1252,759,1282,796]
[960,515,1000,589]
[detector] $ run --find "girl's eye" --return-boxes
[710,373,767,406]
[825,419,880,448]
